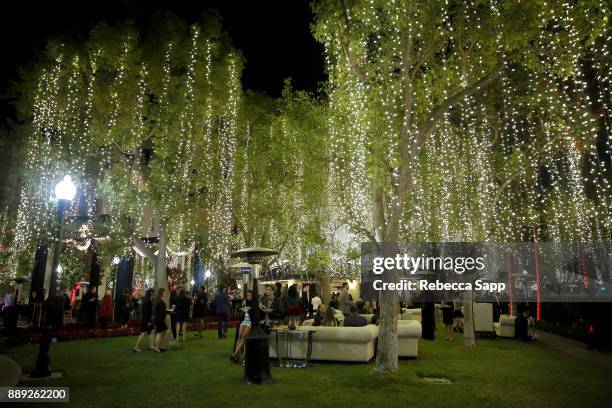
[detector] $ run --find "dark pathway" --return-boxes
[535,329,612,371]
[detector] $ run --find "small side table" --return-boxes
[273,328,315,368]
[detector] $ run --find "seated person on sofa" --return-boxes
[321,307,338,326]
[343,305,367,327]
[313,303,326,326]
[356,299,365,313]
[371,310,380,325]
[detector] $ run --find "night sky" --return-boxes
[0,0,325,124]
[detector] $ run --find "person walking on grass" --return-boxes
[153,288,168,352]
[193,286,208,338]
[175,289,192,342]
[134,288,155,352]
[213,285,230,339]
[441,301,454,341]
[117,288,132,329]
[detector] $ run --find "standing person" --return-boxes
[131,293,140,321]
[261,285,283,326]
[339,283,353,316]
[153,288,168,352]
[193,286,208,338]
[134,288,155,352]
[310,292,321,318]
[81,287,98,329]
[30,290,43,327]
[175,289,192,342]
[284,285,302,329]
[117,288,132,329]
[328,293,336,309]
[301,291,309,318]
[213,285,230,339]
[3,287,16,330]
[230,290,254,363]
[98,290,113,330]
[453,301,464,333]
[441,301,454,341]
[169,289,178,341]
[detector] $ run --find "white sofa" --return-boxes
[494,315,516,338]
[397,320,422,357]
[400,308,422,322]
[269,324,379,362]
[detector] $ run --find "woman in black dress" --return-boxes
[174,289,192,342]
[153,288,168,352]
[133,288,155,352]
[193,287,208,338]
[441,301,455,341]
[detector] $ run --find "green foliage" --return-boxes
[312,0,611,243]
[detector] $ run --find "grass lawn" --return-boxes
[3,326,612,408]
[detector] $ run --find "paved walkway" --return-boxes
[0,354,22,386]
[534,329,612,371]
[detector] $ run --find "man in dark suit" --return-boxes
[343,305,367,327]
[213,286,230,338]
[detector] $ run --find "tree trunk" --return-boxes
[320,274,331,305]
[375,287,399,372]
[463,290,476,347]
[375,202,399,372]
[132,218,168,300]
[156,219,168,292]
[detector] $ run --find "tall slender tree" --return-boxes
[312,0,610,371]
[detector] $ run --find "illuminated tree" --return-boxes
[8,16,243,292]
[312,0,610,371]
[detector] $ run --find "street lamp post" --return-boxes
[31,175,76,378]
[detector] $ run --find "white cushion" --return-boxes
[397,320,421,357]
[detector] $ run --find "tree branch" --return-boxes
[416,64,504,150]
[337,0,366,82]
[132,236,157,264]
[386,64,505,240]
[372,181,386,241]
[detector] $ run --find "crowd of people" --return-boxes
[0,286,71,331]
[5,280,610,362]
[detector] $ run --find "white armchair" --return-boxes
[494,314,516,338]
[473,303,494,334]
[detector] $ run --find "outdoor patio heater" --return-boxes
[230,247,278,385]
